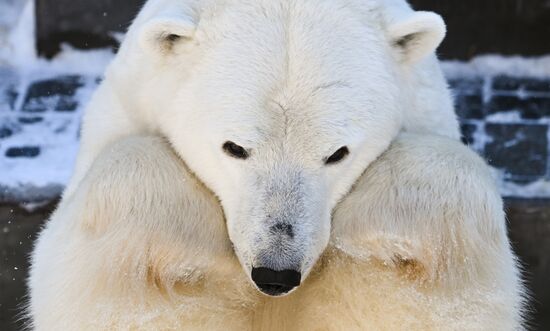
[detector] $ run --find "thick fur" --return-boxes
[64,0,458,200]
[29,134,524,330]
[29,0,524,329]
[56,0,460,289]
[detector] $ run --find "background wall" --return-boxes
[414,0,550,59]
[35,0,550,59]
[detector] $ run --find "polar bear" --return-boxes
[29,134,524,330]
[28,0,525,329]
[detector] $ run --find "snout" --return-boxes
[251,267,301,296]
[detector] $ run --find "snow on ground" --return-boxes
[0,0,114,202]
[0,0,549,201]
[0,0,35,67]
[0,0,27,39]
[0,0,114,72]
[498,177,550,199]
[442,55,550,79]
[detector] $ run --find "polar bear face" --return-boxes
[121,0,445,296]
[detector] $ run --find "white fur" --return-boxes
[64,0,458,198]
[29,134,525,330]
[60,0,458,281]
[29,0,523,329]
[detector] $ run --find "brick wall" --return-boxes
[451,75,550,192]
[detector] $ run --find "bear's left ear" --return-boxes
[138,13,197,56]
[388,11,446,64]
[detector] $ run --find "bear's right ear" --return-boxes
[138,14,197,56]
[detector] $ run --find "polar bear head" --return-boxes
[112,0,446,296]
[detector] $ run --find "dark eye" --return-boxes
[325,146,349,165]
[223,141,249,159]
[166,34,182,42]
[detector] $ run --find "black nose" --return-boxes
[251,267,301,296]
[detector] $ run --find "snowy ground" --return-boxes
[0,0,113,203]
[0,0,549,203]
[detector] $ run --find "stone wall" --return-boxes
[36,0,143,58]
[411,0,550,59]
[451,75,550,191]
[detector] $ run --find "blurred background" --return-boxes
[1,0,549,330]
